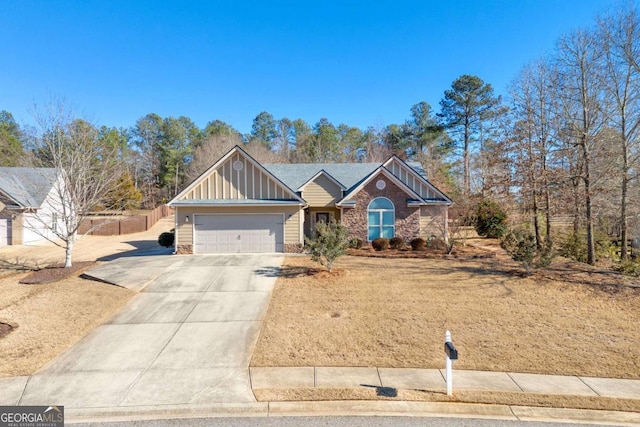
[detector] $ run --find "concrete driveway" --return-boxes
[12,253,283,409]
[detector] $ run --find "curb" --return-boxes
[64,401,640,426]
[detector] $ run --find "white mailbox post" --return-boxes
[444,330,458,396]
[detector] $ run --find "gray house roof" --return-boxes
[263,161,428,192]
[0,167,58,208]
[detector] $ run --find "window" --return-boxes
[51,213,57,233]
[315,212,330,224]
[367,197,394,240]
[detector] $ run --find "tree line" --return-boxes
[2,3,640,266]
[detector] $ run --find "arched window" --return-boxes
[368,197,395,240]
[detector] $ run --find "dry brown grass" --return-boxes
[254,388,640,413]
[0,216,171,377]
[0,271,133,377]
[251,255,640,379]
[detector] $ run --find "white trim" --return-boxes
[382,156,453,204]
[367,196,395,241]
[174,207,179,253]
[299,209,304,244]
[244,157,247,199]
[192,212,286,254]
[336,167,423,206]
[170,201,305,207]
[298,169,346,191]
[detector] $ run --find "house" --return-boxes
[0,167,64,246]
[168,145,452,254]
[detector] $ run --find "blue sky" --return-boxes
[1,0,615,134]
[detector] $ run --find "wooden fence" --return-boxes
[78,205,173,236]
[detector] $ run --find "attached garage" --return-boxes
[194,214,284,253]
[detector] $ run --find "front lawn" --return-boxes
[251,255,640,379]
[0,271,133,377]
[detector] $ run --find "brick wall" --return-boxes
[342,177,420,242]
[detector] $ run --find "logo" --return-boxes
[0,406,64,427]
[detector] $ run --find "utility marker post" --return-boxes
[444,330,458,396]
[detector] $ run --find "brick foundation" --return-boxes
[176,244,193,254]
[285,243,304,253]
[342,177,420,242]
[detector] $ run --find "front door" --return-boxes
[315,212,330,225]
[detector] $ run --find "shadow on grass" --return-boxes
[362,384,398,397]
[97,241,173,261]
[535,261,640,292]
[0,256,42,272]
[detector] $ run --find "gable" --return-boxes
[337,167,423,206]
[171,146,303,203]
[384,157,451,202]
[301,171,344,207]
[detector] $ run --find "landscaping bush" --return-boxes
[558,231,616,263]
[158,231,174,248]
[615,260,640,277]
[474,200,507,238]
[372,238,389,251]
[304,220,350,272]
[501,228,554,275]
[349,238,364,249]
[389,237,404,250]
[427,236,446,250]
[410,238,426,250]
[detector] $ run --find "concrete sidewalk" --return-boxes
[250,367,640,400]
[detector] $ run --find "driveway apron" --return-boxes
[17,254,282,409]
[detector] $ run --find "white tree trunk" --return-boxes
[65,234,75,268]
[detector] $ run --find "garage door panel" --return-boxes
[194,214,283,254]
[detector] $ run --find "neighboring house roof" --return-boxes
[0,167,58,209]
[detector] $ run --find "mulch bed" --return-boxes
[0,323,13,339]
[18,261,96,285]
[348,244,495,259]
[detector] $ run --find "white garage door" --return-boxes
[194,214,284,253]
[0,217,11,246]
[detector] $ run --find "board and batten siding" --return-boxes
[386,158,442,200]
[420,205,447,238]
[181,152,291,201]
[302,174,343,207]
[175,206,302,246]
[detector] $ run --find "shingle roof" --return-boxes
[263,161,428,192]
[263,163,379,191]
[0,167,58,208]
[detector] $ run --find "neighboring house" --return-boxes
[0,167,64,246]
[168,145,452,254]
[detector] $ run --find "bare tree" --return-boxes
[27,98,123,267]
[186,133,242,181]
[509,58,561,248]
[599,5,640,260]
[186,133,287,184]
[555,29,607,265]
